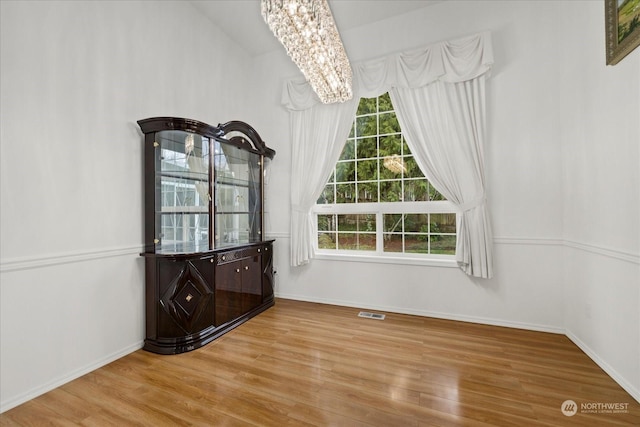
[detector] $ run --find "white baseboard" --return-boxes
[565,331,640,404]
[274,293,565,334]
[0,341,144,414]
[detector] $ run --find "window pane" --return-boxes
[429,183,446,201]
[379,112,400,134]
[431,213,456,234]
[338,233,374,250]
[318,232,337,249]
[356,233,376,250]
[336,214,374,232]
[380,160,400,180]
[336,183,356,203]
[357,159,378,181]
[358,181,378,203]
[337,214,358,231]
[317,184,335,204]
[405,235,429,254]
[338,233,353,250]
[383,214,403,232]
[381,155,406,179]
[356,115,377,137]
[355,214,376,232]
[335,161,355,182]
[383,234,403,252]
[404,179,429,202]
[431,235,456,254]
[379,134,402,156]
[404,156,424,179]
[404,214,428,233]
[357,97,376,115]
[317,214,336,232]
[380,180,402,202]
[340,140,355,161]
[379,92,393,112]
[356,137,377,159]
[402,139,410,154]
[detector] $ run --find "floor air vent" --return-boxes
[358,311,385,320]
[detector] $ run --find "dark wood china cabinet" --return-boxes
[137,117,275,354]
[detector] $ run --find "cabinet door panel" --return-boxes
[156,260,187,338]
[242,255,262,312]
[215,260,243,325]
[262,244,274,302]
[155,130,211,254]
[157,259,214,337]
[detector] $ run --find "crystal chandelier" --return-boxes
[261,0,353,104]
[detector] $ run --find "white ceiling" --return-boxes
[190,0,441,57]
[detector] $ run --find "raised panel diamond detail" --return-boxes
[160,261,212,333]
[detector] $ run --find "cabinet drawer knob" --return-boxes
[244,266,249,270]
[222,255,226,261]
[257,248,261,253]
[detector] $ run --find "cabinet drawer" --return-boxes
[216,245,268,265]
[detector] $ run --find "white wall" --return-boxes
[0,0,254,412]
[555,1,640,403]
[251,0,639,402]
[253,0,568,331]
[1,0,638,413]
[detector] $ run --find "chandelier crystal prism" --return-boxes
[261,0,353,104]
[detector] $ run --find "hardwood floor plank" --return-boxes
[0,400,78,427]
[1,298,638,426]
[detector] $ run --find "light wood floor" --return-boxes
[1,298,639,426]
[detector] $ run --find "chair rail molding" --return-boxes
[0,245,144,273]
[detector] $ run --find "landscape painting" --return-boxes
[606,0,640,64]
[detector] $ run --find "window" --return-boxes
[313,93,457,262]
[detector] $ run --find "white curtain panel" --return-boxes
[390,78,493,278]
[283,32,494,277]
[285,89,359,266]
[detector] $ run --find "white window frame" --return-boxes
[312,202,459,267]
[312,94,458,267]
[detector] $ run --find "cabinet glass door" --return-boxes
[156,130,210,253]
[214,140,261,248]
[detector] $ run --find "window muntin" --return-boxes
[314,93,457,258]
[383,213,456,254]
[318,214,376,251]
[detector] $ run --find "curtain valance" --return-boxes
[282,31,493,110]
[285,31,494,278]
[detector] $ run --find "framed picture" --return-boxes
[606,0,640,65]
